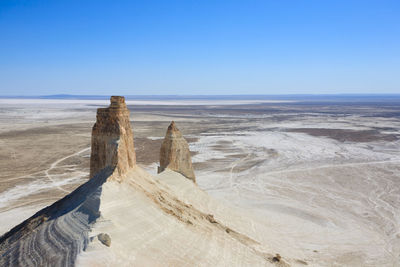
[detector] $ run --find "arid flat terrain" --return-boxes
[1,97,400,266]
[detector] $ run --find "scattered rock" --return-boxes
[158,121,196,183]
[90,96,136,178]
[97,233,111,247]
[272,254,281,262]
[206,214,217,223]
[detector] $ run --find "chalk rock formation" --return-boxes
[158,121,196,183]
[90,96,136,179]
[0,96,291,266]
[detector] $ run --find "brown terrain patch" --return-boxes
[0,124,91,194]
[286,128,398,142]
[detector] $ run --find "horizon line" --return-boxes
[2,93,400,98]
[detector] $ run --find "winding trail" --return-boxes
[229,151,251,193]
[44,147,91,193]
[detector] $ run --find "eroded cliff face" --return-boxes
[158,121,196,183]
[90,96,136,179]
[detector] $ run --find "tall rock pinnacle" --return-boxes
[158,121,196,183]
[90,96,136,178]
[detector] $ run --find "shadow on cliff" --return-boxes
[0,167,115,266]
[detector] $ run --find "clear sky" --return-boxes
[0,0,399,95]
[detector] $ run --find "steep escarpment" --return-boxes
[90,96,136,179]
[0,96,294,267]
[158,121,196,183]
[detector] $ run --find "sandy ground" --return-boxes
[1,98,400,265]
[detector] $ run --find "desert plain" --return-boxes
[1,96,400,266]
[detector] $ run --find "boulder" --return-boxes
[97,233,111,247]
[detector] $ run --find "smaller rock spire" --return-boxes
[158,121,196,183]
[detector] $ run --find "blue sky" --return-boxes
[0,0,399,95]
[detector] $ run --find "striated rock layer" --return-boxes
[90,96,136,179]
[0,167,114,266]
[158,121,196,183]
